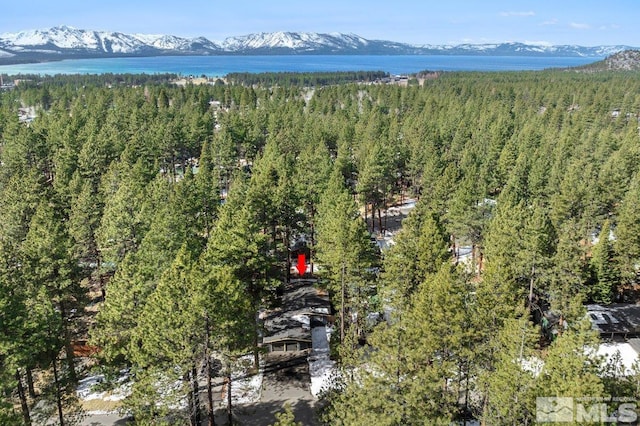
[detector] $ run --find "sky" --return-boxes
[1,0,639,46]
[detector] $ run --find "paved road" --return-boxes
[81,412,131,426]
[234,371,318,425]
[222,353,318,425]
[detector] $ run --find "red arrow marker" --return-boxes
[296,253,306,276]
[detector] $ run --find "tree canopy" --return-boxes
[1,69,640,424]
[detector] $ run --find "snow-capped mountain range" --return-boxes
[0,26,635,63]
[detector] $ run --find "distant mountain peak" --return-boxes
[601,49,640,70]
[0,26,637,65]
[575,49,640,72]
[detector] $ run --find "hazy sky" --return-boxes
[2,0,638,46]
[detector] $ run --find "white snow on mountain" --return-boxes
[0,26,219,54]
[0,27,377,55]
[219,31,369,51]
[1,26,145,53]
[132,33,220,51]
[0,26,635,58]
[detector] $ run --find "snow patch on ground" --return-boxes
[309,325,338,397]
[377,198,417,223]
[520,356,544,377]
[160,379,188,410]
[84,410,118,415]
[77,371,131,402]
[372,198,418,251]
[231,354,263,405]
[77,375,105,400]
[598,342,639,375]
[520,343,640,378]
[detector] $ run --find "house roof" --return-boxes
[587,304,640,336]
[262,279,331,344]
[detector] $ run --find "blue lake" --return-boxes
[0,55,600,76]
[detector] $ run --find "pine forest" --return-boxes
[2,69,640,425]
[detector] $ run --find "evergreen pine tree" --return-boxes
[316,168,377,343]
[381,203,450,309]
[615,175,640,286]
[589,220,619,304]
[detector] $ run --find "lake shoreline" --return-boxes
[0,54,601,77]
